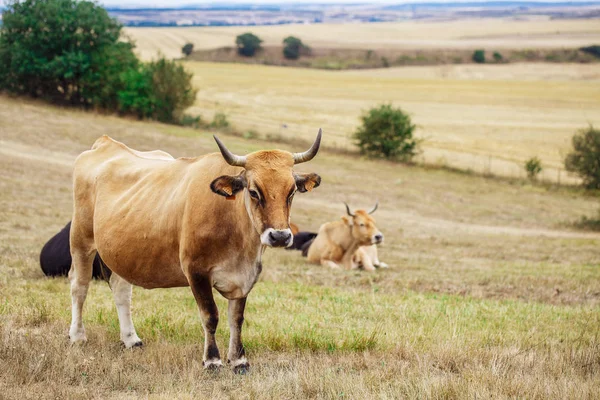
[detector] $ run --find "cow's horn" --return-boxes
[368,201,379,215]
[344,202,355,217]
[293,128,322,164]
[214,135,247,167]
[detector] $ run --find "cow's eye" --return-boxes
[359,223,365,227]
[249,190,259,200]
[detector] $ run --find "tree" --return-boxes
[182,43,194,57]
[565,126,600,189]
[472,49,486,63]
[282,36,306,60]
[493,52,503,63]
[119,58,198,124]
[235,33,262,57]
[0,0,197,124]
[524,157,543,180]
[0,0,133,106]
[353,104,419,161]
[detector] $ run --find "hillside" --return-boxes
[1,95,599,397]
[182,61,600,183]
[125,18,600,60]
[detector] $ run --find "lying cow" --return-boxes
[68,132,322,373]
[306,203,384,271]
[40,222,110,280]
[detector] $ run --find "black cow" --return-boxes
[40,222,111,280]
[286,231,317,256]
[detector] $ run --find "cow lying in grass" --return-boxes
[305,203,385,271]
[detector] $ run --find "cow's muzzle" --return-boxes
[261,228,293,248]
[372,233,384,245]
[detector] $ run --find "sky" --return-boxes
[1,0,597,6]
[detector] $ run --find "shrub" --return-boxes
[579,45,600,59]
[118,58,197,124]
[180,114,203,128]
[243,130,258,139]
[353,104,419,161]
[381,57,390,68]
[236,33,262,57]
[182,43,194,57]
[0,0,135,106]
[524,157,543,180]
[493,52,503,62]
[565,126,600,189]
[472,50,486,63]
[0,0,197,124]
[283,36,308,60]
[210,112,230,129]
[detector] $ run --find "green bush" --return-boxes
[283,36,308,60]
[565,126,600,189]
[182,43,194,57]
[118,58,197,124]
[0,0,134,105]
[493,52,503,63]
[0,0,197,124]
[524,157,543,180]
[353,104,419,161]
[180,114,203,128]
[210,112,230,129]
[472,50,486,63]
[579,45,600,59]
[236,33,262,57]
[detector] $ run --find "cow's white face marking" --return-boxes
[260,228,293,248]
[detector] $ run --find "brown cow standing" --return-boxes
[68,132,322,373]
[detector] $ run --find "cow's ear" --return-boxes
[341,216,353,226]
[210,174,246,197]
[294,173,321,193]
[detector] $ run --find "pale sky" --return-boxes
[3,0,596,6]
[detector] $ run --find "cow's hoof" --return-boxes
[122,340,143,349]
[232,362,250,375]
[203,359,223,371]
[69,331,87,345]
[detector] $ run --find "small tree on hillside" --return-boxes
[353,104,419,161]
[565,126,600,189]
[493,52,503,63]
[182,43,194,57]
[472,49,486,63]
[235,33,262,57]
[524,157,543,180]
[283,36,308,60]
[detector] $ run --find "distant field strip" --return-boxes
[125,19,600,60]
[184,61,600,183]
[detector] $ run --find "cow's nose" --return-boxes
[268,230,292,247]
[374,233,383,243]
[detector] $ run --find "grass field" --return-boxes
[1,96,599,398]
[124,19,600,60]
[184,61,600,183]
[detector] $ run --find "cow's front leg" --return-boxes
[189,273,222,370]
[227,297,249,374]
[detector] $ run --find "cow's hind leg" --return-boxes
[69,229,95,344]
[189,272,222,370]
[110,273,143,348]
[227,297,249,374]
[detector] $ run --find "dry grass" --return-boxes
[124,18,600,60]
[1,96,600,398]
[184,61,600,183]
